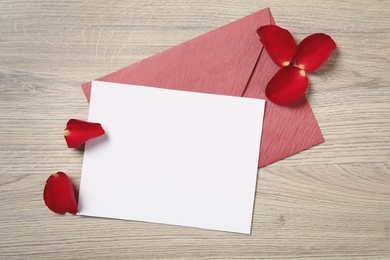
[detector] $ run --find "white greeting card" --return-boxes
[78,81,265,234]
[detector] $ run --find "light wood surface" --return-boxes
[1,0,389,259]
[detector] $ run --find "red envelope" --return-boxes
[82,8,324,168]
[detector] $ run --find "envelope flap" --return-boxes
[82,8,273,101]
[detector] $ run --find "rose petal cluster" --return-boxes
[257,25,336,105]
[43,119,105,214]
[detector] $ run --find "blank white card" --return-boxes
[78,81,265,234]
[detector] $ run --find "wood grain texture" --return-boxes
[0,0,389,259]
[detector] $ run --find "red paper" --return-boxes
[81,8,324,168]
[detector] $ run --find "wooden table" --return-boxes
[1,0,389,259]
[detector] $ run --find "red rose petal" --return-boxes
[295,33,336,72]
[266,66,309,105]
[64,119,105,148]
[43,172,78,214]
[257,25,296,67]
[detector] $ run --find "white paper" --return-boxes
[78,81,265,234]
